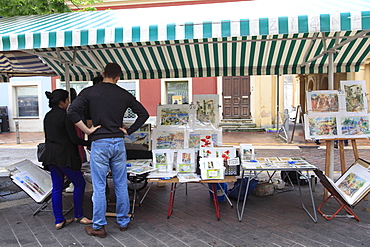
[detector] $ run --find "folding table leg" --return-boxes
[296,171,317,223]
[217,182,233,208]
[210,184,220,221]
[167,183,177,219]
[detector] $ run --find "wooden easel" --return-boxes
[289,105,305,144]
[324,138,360,175]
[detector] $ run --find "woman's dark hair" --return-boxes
[93,75,103,85]
[45,89,69,108]
[70,88,77,102]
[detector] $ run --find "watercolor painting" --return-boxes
[194,94,219,127]
[306,90,340,112]
[214,147,237,161]
[334,159,370,205]
[338,173,366,197]
[176,149,195,164]
[157,105,192,127]
[239,144,254,162]
[152,149,172,164]
[151,149,173,172]
[200,147,216,158]
[304,114,338,139]
[153,129,185,149]
[339,115,370,137]
[188,130,221,148]
[124,132,151,151]
[341,80,368,113]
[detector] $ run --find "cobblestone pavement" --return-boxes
[0,131,369,246]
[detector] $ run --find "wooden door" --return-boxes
[222,76,251,119]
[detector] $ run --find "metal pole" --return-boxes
[65,63,71,100]
[328,52,335,179]
[276,75,279,134]
[15,121,20,144]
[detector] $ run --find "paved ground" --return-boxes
[0,130,370,246]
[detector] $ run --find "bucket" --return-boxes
[208,183,228,202]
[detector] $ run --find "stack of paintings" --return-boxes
[304,80,370,140]
[152,94,222,149]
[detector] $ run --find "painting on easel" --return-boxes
[304,114,338,139]
[306,90,341,112]
[339,115,370,138]
[340,80,368,113]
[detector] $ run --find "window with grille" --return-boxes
[166,81,189,104]
[124,90,136,119]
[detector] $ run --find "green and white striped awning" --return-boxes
[0,0,369,80]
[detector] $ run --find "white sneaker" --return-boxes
[65,184,74,193]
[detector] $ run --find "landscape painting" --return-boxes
[153,129,185,149]
[340,80,368,113]
[239,144,254,162]
[306,90,340,112]
[304,114,338,139]
[339,115,370,137]
[193,94,219,127]
[157,104,193,127]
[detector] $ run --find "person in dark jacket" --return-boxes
[43,89,93,230]
[68,63,149,238]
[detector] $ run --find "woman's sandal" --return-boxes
[55,218,73,230]
[74,216,92,225]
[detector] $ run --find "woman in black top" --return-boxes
[43,89,92,229]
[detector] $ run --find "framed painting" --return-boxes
[176,149,196,173]
[152,149,173,172]
[306,90,341,112]
[156,104,194,128]
[199,147,216,158]
[338,115,370,138]
[214,147,237,161]
[334,159,370,206]
[187,129,222,148]
[304,113,338,139]
[152,129,186,149]
[239,144,255,162]
[340,80,368,113]
[124,131,151,151]
[193,94,219,128]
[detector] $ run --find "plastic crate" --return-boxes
[200,167,225,180]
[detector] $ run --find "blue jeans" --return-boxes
[49,165,86,224]
[90,138,130,230]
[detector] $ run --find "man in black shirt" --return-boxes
[68,63,149,238]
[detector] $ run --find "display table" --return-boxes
[237,160,318,223]
[144,176,237,221]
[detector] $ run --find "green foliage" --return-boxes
[77,7,97,12]
[0,0,70,17]
[0,0,102,17]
